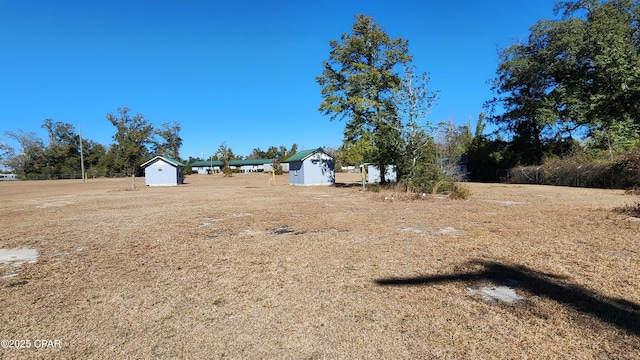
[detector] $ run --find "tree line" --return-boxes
[191,142,299,166]
[4,1,639,186]
[0,106,299,179]
[320,1,640,188]
[1,107,182,178]
[477,0,640,181]
[194,142,299,176]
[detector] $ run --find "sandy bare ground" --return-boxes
[1,173,639,359]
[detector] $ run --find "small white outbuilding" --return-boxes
[141,156,185,186]
[282,148,335,186]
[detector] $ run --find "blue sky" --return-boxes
[0,0,559,160]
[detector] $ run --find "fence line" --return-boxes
[21,173,131,181]
[506,162,634,189]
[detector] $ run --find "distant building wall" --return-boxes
[0,174,19,181]
[264,162,290,173]
[192,166,221,174]
[367,165,397,183]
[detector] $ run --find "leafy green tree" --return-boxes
[317,14,412,183]
[216,142,239,176]
[336,133,375,167]
[568,0,640,156]
[186,155,202,163]
[247,144,298,161]
[466,114,515,182]
[247,147,273,160]
[153,121,182,160]
[279,144,298,160]
[488,0,640,164]
[83,140,110,178]
[486,19,564,165]
[107,107,154,176]
[41,119,81,175]
[1,130,46,176]
[2,124,111,178]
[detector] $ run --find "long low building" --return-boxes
[190,160,224,174]
[229,159,273,173]
[263,162,289,173]
[190,159,287,174]
[0,174,19,181]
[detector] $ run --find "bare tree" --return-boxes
[435,119,472,182]
[393,64,440,180]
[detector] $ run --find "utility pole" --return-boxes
[79,126,86,183]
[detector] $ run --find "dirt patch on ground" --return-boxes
[0,174,639,358]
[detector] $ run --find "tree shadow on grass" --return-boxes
[375,260,640,336]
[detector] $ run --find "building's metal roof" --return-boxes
[189,159,274,167]
[190,160,224,167]
[282,148,330,163]
[141,156,186,168]
[229,159,273,166]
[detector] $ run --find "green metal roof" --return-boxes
[282,148,327,162]
[229,159,273,166]
[189,159,274,167]
[164,157,186,167]
[190,160,224,167]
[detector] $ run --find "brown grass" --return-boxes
[1,173,639,359]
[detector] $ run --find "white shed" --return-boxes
[282,148,335,186]
[141,156,185,186]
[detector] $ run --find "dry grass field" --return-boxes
[1,173,639,359]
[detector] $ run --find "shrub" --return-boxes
[507,153,639,189]
[272,162,284,175]
[508,166,544,184]
[612,152,640,188]
[449,183,471,200]
[366,183,381,192]
[614,201,640,217]
[423,180,470,199]
[383,181,407,192]
[222,166,234,177]
[407,164,444,194]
